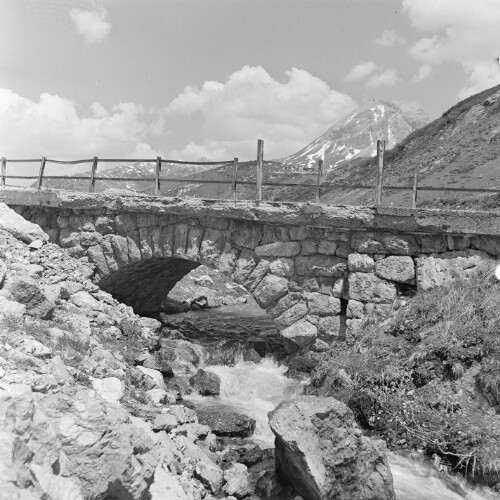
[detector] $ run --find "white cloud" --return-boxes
[403,0,500,97]
[163,66,357,160]
[367,68,400,88]
[0,88,164,163]
[375,29,406,47]
[344,61,382,82]
[70,8,111,45]
[411,63,433,83]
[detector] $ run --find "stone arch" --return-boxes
[98,257,200,315]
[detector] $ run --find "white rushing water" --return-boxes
[191,358,497,500]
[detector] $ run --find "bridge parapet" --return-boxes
[3,188,499,349]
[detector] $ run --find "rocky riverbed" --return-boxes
[1,202,498,500]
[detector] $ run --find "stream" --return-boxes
[166,300,498,500]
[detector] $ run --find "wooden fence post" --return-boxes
[315,159,323,203]
[256,139,263,205]
[1,157,6,188]
[375,140,385,207]
[231,157,239,201]
[37,157,46,190]
[155,157,162,196]
[412,163,420,209]
[89,156,98,193]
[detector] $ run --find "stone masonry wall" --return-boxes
[10,204,500,351]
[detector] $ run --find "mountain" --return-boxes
[281,100,430,171]
[36,160,220,193]
[273,84,500,209]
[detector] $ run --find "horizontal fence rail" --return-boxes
[2,139,500,207]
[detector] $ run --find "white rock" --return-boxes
[146,388,169,404]
[224,463,252,498]
[137,366,167,390]
[30,464,84,500]
[281,320,317,348]
[0,203,49,243]
[91,377,125,404]
[150,464,189,500]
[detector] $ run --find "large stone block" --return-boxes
[115,214,137,234]
[416,249,495,292]
[280,320,317,348]
[418,234,448,253]
[219,243,239,274]
[347,273,397,304]
[269,258,295,277]
[186,227,204,260]
[268,292,302,319]
[318,241,337,255]
[318,315,341,339]
[305,292,341,316]
[101,238,118,272]
[127,236,141,263]
[347,253,374,273]
[230,222,262,249]
[244,259,271,292]
[173,224,189,257]
[269,397,395,500]
[58,229,80,248]
[447,235,470,251]
[87,245,110,276]
[232,249,257,284]
[255,242,300,258]
[301,240,318,256]
[346,300,364,319]
[274,301,308,329]
[200,229,226,267]
[295,255,347,278]
[375,256,415,283]
[351,232,419,255]
[253,275,289,308]
[160,225,174,256]
[471,235,500,256]
[139,228,153,259]
[110,235,130,267]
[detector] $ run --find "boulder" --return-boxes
[196,406,256,438]
[224,463,253,498]
[7,276,55,319]
[189,369,221,396]
[375,256,415,284]
[153,413,178,432]
[255,242,301,258]
[347,273,397,304]
[253,275,289,309]
[0,383,159,500]
[281,320,317,348]
[347,253,375,273]
[0,203,49,243]
[91,377,125,404]
[416,250,495,292]
[269,396,395,500]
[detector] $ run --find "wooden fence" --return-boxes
[2,139,500,207]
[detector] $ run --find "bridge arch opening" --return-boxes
[98,256,201,316]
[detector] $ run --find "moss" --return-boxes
[310,270,500,483]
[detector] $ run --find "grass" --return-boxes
[310,269,500,483]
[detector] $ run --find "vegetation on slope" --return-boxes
[308,270,500,485]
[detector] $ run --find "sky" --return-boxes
[1,0,500,167]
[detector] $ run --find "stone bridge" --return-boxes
[2,188,499,349]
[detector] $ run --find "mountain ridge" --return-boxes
[280,99,430,171]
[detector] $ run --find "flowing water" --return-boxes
[171,302,498,499]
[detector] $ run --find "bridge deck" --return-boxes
[1,187,499,237]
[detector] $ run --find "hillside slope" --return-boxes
[317,84,500,207]
[37,160,222,193]
[281,100,429,171]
